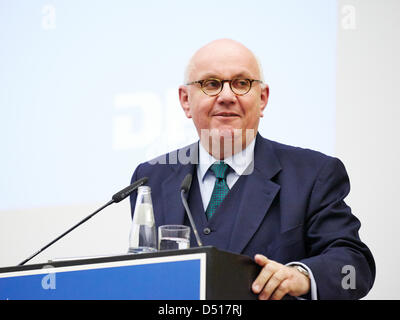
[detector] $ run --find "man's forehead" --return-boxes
[184,39,263,82]
[187,50,260,81]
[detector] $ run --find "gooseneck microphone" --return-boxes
[112,177,148,203]
[180,174,203,247]
[18,177,148,266]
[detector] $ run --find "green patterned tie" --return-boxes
[205,161,230,220]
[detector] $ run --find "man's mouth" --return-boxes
[213,112,240,117]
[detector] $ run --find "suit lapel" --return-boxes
[160,142,198,226]
[229,134,282,253]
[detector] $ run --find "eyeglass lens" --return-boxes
[202,79,251,95]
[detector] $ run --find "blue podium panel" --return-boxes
[0,253,206,300]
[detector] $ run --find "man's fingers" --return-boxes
[259,268,288,300]
[270,279,291,300]
[252,257,275,294]
[252,258,311,300]
[254,254,269,266]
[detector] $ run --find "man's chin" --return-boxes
[208,126,241,138]
[214,128,236,139]
[198,127,256,159]
[200,127,255,142]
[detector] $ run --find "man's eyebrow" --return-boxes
[233,72,253,79]
[196,72,253,80]
[196,72,219,80]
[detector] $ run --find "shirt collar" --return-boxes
[198,137,256,182]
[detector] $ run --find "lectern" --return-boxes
[0,246,260,300]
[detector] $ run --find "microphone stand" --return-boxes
[181,190,203,247]
[18,177,148,266]
[18,200,114,266]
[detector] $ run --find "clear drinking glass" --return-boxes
[128,186,157,253]
[158,225,190,251]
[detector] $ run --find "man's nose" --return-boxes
[216,81,236,104]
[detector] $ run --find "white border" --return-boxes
[0,253,207,300]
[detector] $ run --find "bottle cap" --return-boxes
[138,186,151,193]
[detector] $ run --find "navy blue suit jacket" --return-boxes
[130,134,375,299]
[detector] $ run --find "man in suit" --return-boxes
[130,39,375,299]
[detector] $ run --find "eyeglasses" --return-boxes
[186,78,263,96]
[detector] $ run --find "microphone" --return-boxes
[112,177,149,203]
[180,174,203,247]
[18,177,148,266]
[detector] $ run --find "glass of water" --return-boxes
[158,225,190,251]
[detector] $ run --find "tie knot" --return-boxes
[210,161,229,180]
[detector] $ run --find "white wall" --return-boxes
[0,202,131,266]
[336,0,400,299]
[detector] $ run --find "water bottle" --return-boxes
[128,186,157,253]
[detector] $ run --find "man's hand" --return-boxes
[252,254,311,300]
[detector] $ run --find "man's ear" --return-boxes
[259,84,269,117]
[179,85,192,118]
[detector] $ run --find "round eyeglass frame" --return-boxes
[186,78,263,96]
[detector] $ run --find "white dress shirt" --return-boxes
[196,138,318,300]
[197,138,256,209]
